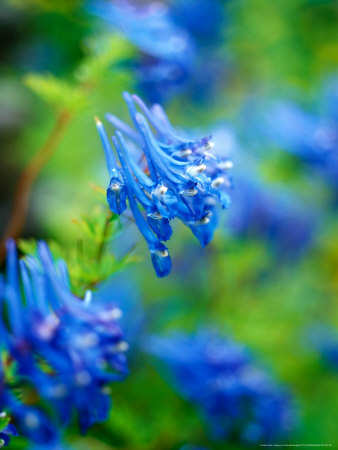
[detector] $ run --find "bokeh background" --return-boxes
[0,0,338,448]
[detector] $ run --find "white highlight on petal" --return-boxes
[84,290,92,306]
[187,163,207,177]
[211,177,225,188]
[181,187,198,197]
[24,412,40,429]
[152,249,169,257]
[153,185,168,196]
[218,160,233,170]
[75,371,91,387]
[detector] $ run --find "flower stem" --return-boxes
[96,210,113,263]
[0,109,72,263]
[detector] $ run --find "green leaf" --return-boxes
[0,413,10,432]
[17,238,38,257]
[24,74,87,113]
[75,33,135,84]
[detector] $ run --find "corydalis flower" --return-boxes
[228,177,315,259]
[90,1,228,104]
[0,240,128,447]
[259,78,338,199]
[90,1,195,103]
[210,126,315,259]
[91,1,193,62]
[96,92,232,277]
[144,330,295,444]
[170,0,225,45]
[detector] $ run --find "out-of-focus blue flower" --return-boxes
[170,0,225,44]
[93,271,144,349]
[0,240,128,446]
[308,325,338,371]
[144,330,295,444]
[261,79,338,197]
[96,93,232,277]
[210,126,316,259]
[90,0,195,102]
[134,56,191,104]
[228,178,315,258]
[90,1,193,62]
[0,418,18,447]
[89,0,228,103]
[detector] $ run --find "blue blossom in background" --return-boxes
[144,330,295,444]
[0,417,18,448]
[93,271,144,349]
[261,79,338,199]
[228,178,315,259]
[210,126,316,258]
[308,325,338,371]
[90,0,228,103]
[0,240,128,447]
[165,0,228,104]
[90,1,193,62]
[96,93,232,277]
[90,0,195,102]
[170,0,225,45]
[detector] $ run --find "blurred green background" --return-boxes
[0,0,338,448]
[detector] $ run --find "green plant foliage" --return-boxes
[1,0,338,448]
[24,74,88,113]
[19,203,136,297]
[76,34,135,85]
[0,414,10,433]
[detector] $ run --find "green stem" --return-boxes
[96,210,113,264]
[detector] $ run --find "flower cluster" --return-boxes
[228,177,315,258]
[0,240,128,447]
[144,330,295,444]
[209,126,315,259]
[96,93,232,277]
[90,1,227,103]
[170,0,225,44]
[261,79,338,198]
[90,0,195,102]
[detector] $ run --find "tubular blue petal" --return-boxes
[147,216,173,241]
[95,118,119,177]
[149,242,172,278]
[107,177,128,215]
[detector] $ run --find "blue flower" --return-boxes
[93,272,144,350]
[0,240,128,445]
[228,177,315,259]
[90,1,193,62]
[210,126,316,259]
[259,79,338,199]
[0,419,18,447]
[89,1,228,103]
[170,0,225,44]
[90,1,195,102]
[96,93,232,276]
[144,330,296,444]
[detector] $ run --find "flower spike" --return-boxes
[0,241,129,445]
[96,93,232,276]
